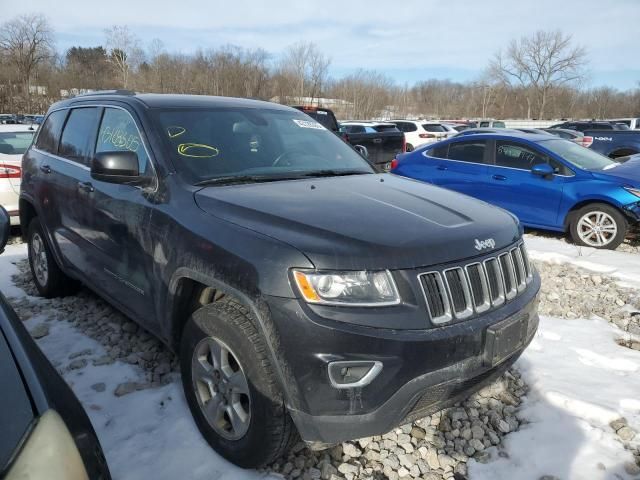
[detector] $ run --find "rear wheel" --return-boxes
[27,218,79,297]
[406,143,414,152]
[180,299,297,467]
[569,203,627,250]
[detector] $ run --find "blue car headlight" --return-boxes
[624,186,640,198]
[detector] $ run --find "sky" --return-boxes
[1,0,638,90]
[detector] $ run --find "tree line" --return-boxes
[1,13,639,120]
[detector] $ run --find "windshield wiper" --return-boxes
[194,175,295,186]
[299,169,372,178]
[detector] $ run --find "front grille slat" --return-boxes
[419,242,531,325]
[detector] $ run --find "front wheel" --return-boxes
[569,203,627,250]
[180,299,298,468]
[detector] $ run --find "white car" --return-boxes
[390,120,450,151]
[0,124,37,225]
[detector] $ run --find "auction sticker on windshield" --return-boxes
[293,119,325,130]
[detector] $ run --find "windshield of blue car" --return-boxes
[540,139,616,171]
[154,108,374,184]
[0,131,35,155]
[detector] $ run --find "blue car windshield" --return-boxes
[540,139,616,171]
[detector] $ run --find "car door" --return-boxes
[30,107,101,273]
[77,106,157,324]
[482,140,568,227]
[424,139,491,197]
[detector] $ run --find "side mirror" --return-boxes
[531,163,554,177]
[91,151,143,185]
[0,205,10,255]
[354,145,369,159]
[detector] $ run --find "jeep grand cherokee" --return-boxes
[20,92,540,468]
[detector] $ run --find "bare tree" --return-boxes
[104,25,143,88]
[490,30,587,119]
[277,42,330,103]
[0,14,54,98]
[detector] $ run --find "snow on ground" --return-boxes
[2,235,640,479]
[470,316,640,480]
[0,243,273,480]
[525,233,640,288]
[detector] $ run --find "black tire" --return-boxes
[27,217,79,297]
[569,203,627,250]
[406,143,414,152]
[180,299,298,468]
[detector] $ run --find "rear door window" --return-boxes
[447,140,487,164]
[402,122,417,132]
[493,121,506,128]
[35,109,67,154]
[479,121,489,128]
[96,108,150,173]
[422,124,446,132]
[428,144,448,159]
[58,107,101,165]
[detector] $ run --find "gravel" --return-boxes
[535,260,640,350]
[6,248,640,478]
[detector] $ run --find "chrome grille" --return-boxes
[419,242,533,325]
[419,272,451,324]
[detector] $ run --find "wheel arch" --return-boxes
[18,197,38,241]
[166,267,302,410]
[563,199,627,231]
[608,147,639,160]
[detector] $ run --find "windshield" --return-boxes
[0,131,35,155]
[154,107,373,183]
[540,139,616,170]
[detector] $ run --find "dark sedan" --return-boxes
[0,206,110,479]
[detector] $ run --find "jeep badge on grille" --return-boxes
[474,238,496,251]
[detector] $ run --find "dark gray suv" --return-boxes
[20,92,540,468]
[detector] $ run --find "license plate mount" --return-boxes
[484,314,528,367]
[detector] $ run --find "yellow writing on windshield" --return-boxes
[177,143,220,158]
[167,126,186,138]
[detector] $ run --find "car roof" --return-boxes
[58,91,295,112]
[342,121,395,126]
[0,124,37,133]
[447,131,555,142]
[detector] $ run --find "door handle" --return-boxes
[492,174,507,181]
[40,164,51,174]
[77,181,94,193]
[436,165,448,171]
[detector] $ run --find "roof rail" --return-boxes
[73,89,137,98]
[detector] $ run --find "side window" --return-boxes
[35,110,67,154]
[495,141,550,170]
[479,122,489,128]
[404,123,417,132]
[96,108,149,174]
[394,122,406,132]
[428,144,448,159]
[447,140,487,164]
[58,107,101,164]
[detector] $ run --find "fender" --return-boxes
[167,267,303,412]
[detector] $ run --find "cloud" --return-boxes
[2,0,639,89]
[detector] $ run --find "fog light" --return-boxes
[327,361,383,389]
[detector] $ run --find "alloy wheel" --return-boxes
[191,336,251,440]
[30,232,49,286]
[577,211,617,247]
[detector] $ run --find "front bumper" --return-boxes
[267,272,540,444]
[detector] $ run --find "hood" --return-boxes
[590,157,640,186]
[194,174,521,270]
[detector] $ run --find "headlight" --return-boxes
[624,186,640,198]
[293,270,401,306]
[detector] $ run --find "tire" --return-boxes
[180,299,298,468]
[569,203,627,250]
[406,143,414,152]
[27,218,79,297]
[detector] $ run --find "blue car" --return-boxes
[392,132,640,249]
